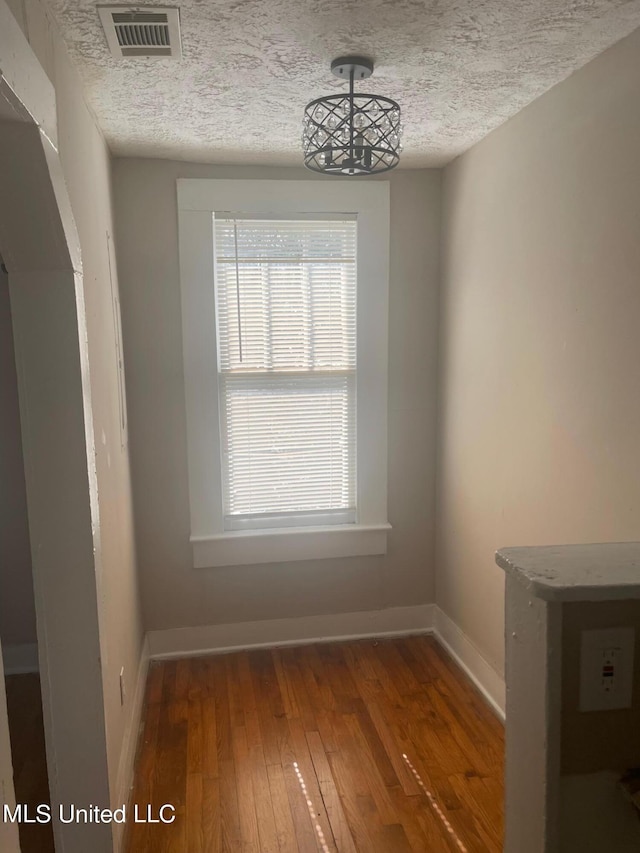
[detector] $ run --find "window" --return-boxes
[215,217,356,530]
[178,179,390,567]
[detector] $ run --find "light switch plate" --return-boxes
[579,627,635,712]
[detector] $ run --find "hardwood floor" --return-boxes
[4,672,55,853]
[126,636,504,852]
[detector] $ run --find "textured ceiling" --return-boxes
[47,0,640,167]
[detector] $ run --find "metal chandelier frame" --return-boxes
[302,56,403,176]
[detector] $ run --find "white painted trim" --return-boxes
[0,0,58,147]
[147,604,435,659]
[433,605,506,720]
[2,643,39,675]
[113,636,149,853]
[0,8,113,853]
[191,523,392,568]
[177,179,390,566]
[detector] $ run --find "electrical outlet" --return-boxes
[580,627,635,712]
[600,647,619,693]
[119,667,126,706]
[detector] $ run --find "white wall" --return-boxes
[4,0,143,811]
[438,24,640,675]
[113,161,440,632]
[0,263,36,652]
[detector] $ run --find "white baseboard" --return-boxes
[433,606,505,720]
[147,604,436,660]
[2,642,39,675]
[145,604,505,723]
[113,635,149,853]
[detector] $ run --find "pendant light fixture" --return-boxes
[302,56,403,175]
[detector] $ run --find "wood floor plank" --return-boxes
[146,659,165,704]
[357,641,407,707]
[274,647,315,731]
[322,756,382,853]
[201,694,219,779]
[4,674,54,853]
[266,762,300,853]
[272,648,302,720]
[174,658,191,703]
[126,637,504,852]
[363,698,422,796]
[226,655,246,730]
[249,743,280,853]
[201,775,221,851]
[249,648,291,766]
[396,636,439,684]
[282,756,326,851]
[306,730,358,853]
[281,647,342,758]
[315,643,362,713]
[420,637,504,736]
[352,792,401,853]
[219,757,241,851]
[376,821,414,852]
[135,670,188,852]
[125,679,162,852]
[352,704,400,789]
[341,712,399,825]
[231,725,261,852]
[286,715,339,851]
[341,642,380,683]
[373,640,424,697]
[263,702,295,770]
[238,654,264,753]
[294,644,337,711]
[187,695,204,775]
[448,772,503,850]
[186,772,204,853]
[390,788,454,853]
[212,656,233,764]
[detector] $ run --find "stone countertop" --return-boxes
[495,543,640,602]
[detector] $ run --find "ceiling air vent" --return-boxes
[98,6,182,58]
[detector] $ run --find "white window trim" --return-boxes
[178,178,390,568]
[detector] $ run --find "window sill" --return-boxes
[190,523,392,568]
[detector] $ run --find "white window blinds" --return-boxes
[213,217,357,530]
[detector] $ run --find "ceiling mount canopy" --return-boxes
[302,55,403,176]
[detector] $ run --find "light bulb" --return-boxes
[353,112,366,130]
